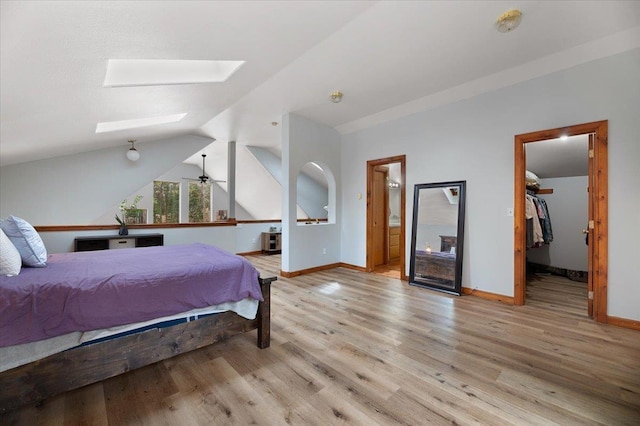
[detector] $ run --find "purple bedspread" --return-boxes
[0,243,262,347]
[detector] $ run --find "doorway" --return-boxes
[366,155,406,279]
[514,120,608,322]
[524,135,589,315]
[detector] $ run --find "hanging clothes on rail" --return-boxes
[526,190,553,248]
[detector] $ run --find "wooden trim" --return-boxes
[366,155,406,276]
[236,219,282,224]
[280,263,341,278]
[0,276,273,413]
[297,218,329,224]
[35,221,238,232]
[237,250,263,256]
[607,316,640,331]
[514,138,526,305]
[514,120,608,323]
[462,287,514,305]
[280,261,402,277]
[338,262,367,273]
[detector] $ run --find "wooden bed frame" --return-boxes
[0,275,275,413]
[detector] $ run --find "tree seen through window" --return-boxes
[189,182,212,222]
[153,181,180,224]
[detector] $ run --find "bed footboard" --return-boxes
[257,274,276,348]
[0,274,275,414]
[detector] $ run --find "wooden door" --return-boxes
[366,155,407,277]
[587,134,595,318]
[372,166,389,266]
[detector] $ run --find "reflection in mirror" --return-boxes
[296,162,329,224]
[409,181,466,295]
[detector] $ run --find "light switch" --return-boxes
[357,193,362,200]
[507,208,514,217]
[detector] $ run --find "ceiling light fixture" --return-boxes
[126,140,140,162]
[495,9,523,33]
[329,91,343,103]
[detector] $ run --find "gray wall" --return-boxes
[282,113,341,273]
[0,135,213,225]
[340,48,640,321]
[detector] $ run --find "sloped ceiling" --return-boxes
[2,1,640,176]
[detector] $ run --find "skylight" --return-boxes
[103,59,245,87]
[95,113,188,133]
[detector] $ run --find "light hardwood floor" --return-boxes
[3,255,639,425]
[526,273,587,317]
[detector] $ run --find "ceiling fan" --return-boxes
[183,154,225,184]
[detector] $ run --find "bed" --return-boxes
[0,243,275,413]
[414,250,456,283]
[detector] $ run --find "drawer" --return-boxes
[109,238,135,249]
[75,239,109,252]
[389,245,400,259]
[389,234,400,246]
[136,235,163,247]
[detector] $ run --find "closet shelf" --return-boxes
[536,188,554,194]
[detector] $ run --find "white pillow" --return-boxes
[0,228,22,276]
[0,215,47,267]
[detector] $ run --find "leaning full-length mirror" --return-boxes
[409,181,466,295]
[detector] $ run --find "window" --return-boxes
[153,181,180,223]
[188,182,212,223]
[125,208,147,224]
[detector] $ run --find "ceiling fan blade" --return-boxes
[183,153,224,184]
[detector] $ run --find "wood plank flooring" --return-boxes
[526,273,587,317]
[3,255,639,425]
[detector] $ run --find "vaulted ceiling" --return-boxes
[2,1,639,175]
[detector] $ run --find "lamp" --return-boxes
[126,139,140,161]
[329,91,343,103]
[495,9,523,33]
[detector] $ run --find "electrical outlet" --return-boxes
[322,248,327,255]
[251,238,256,244]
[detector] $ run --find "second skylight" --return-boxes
[103,59,245,87]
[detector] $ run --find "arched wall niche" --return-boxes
[296,161,335,225]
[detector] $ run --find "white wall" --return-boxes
[526,177,589,272]
[341,48,640,321]
[40,226,236,254]
[39,221,282,255]
[0,135,213,225]
[282,113,341,273]
[235,221,282,254]
[93,162,253,225]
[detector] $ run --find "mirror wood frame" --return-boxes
[409,180,466,295]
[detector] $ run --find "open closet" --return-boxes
[514,120,608,322]
[524,140,589,315]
